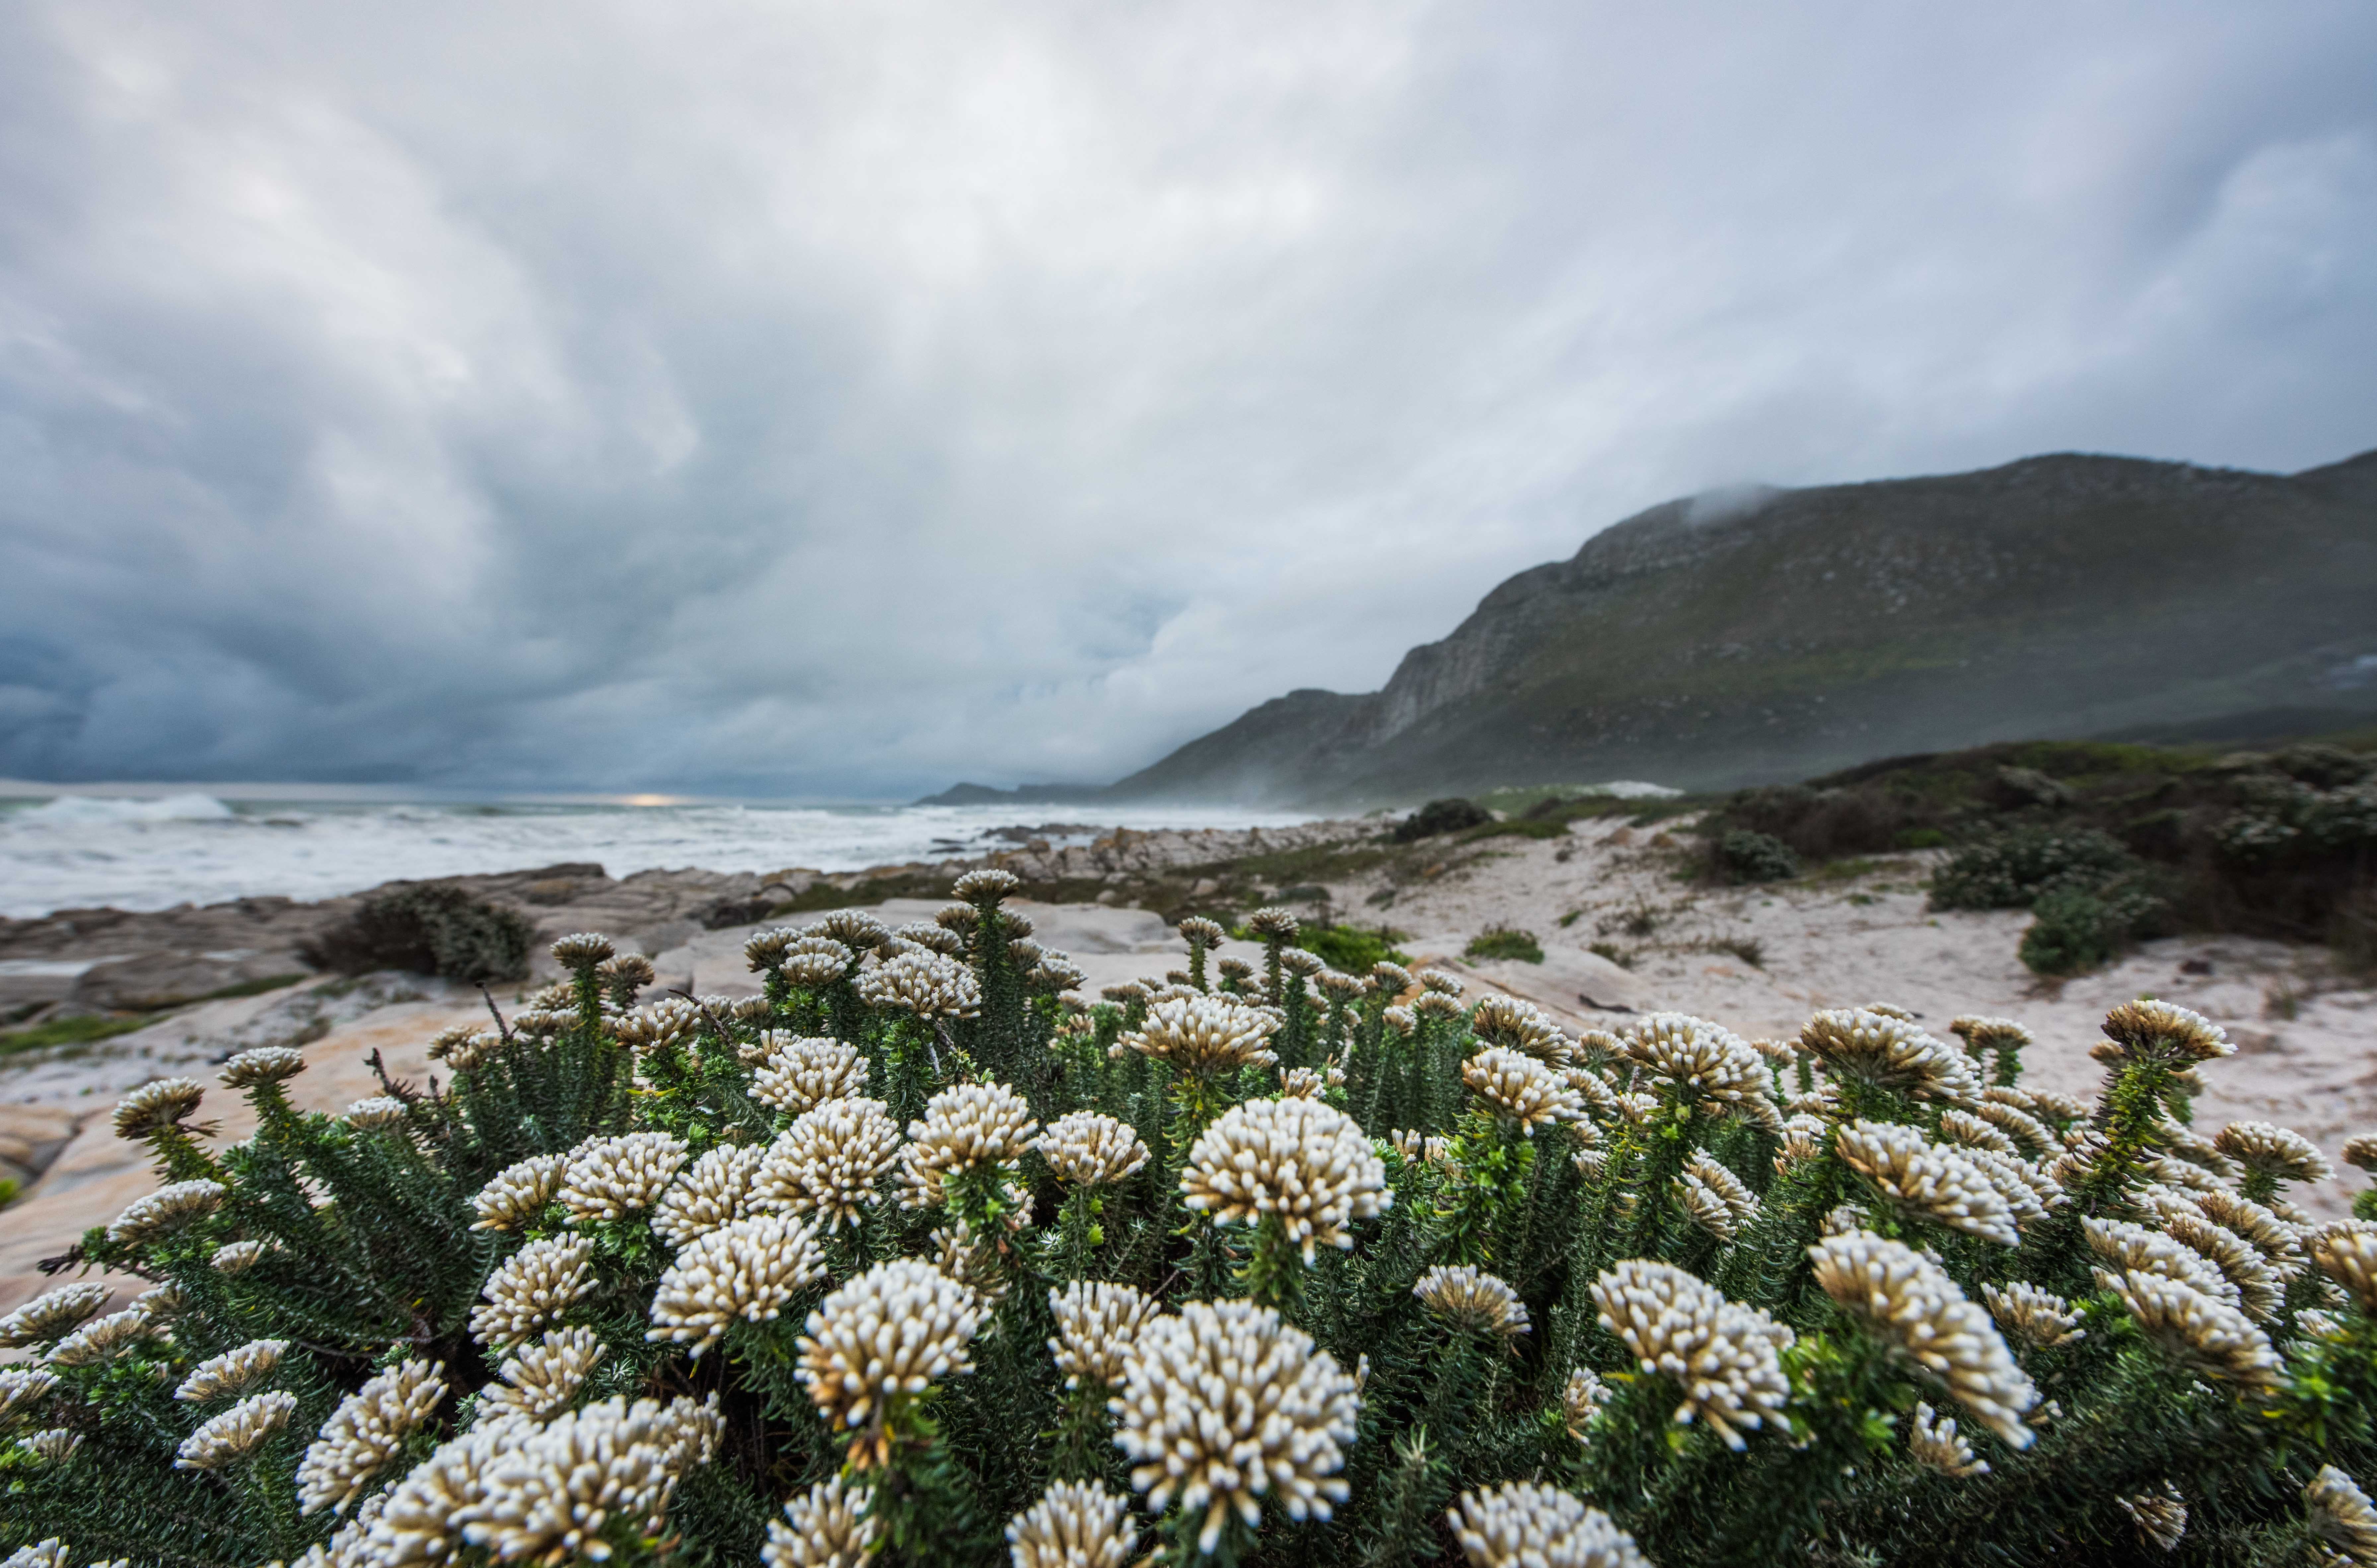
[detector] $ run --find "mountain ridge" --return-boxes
[922,447,2377,809]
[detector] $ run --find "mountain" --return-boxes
[1103,448,2377,807]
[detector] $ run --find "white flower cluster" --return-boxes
[653,1142,768,1248]
[559,1130,689,1223]
[2306,1464,2377,1568]
[2111,1269,2284,1395]
[755,1097,903,1229]
[1624,1013,1775,1123]
[1447,1480,1647,1568]
[1414,1264,1532,1342]
[1121,993,1280,1076]
[212,1238,274,1276]
[1048,1280,1161,1390]
[752,1036,871,1114]
[2313,1223,2377,1313]
[1799,1010,1978,1103]
[1110,1299,1359,1556]
[2110,1481,2187,1553]
[763,1475,880,1568]
[1907,1401,1987,1477]
[1036,1110,1151,1186]
[221,1046,309,1087]
[1590,1259,1792,1450]
[1472,995,1574,1064]
[1462,1046,1587,1134]
[468,1395,718,1563]
[0,1367,61,1425]
[107,1179,225,1246]
[471,1153,565,1232]
[855,950,981,1018]
[296,1358,448,1515]
[1980,1281,2084,1349]
[175,1390,298,1470]
[470,1236,596,1347]
[2098,1000,2233,1066]
[899,1081,1040,1208]
[1810,1231,2035,1447]
[1006,1477,1140,1568]
[1835,1120,2018,1246]
[46,1307,163,1367]
[0,1284,113,1348]
[649,1212,827,1355]
[1562,1367,1610,1435]
[1676,1153,1759,1241]
[2213,1120,2333,1186]
[174,1338,286,1403]
[2083,1218,2239,1306]
[482,1326,606,1419]
[112,1077,205,1138]
[797,1258,982,1431]
[1180,1096,1390,1261]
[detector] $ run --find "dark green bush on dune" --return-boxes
[301,884,535,984]
[1712,829,1800,884]
[1389,798,1493,842]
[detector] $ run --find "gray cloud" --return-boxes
[2,0,2372,796]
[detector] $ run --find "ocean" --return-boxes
[0,792,1325,920]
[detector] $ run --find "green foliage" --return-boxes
[1294,924,1411,974]
[301,884,535,983]
[2018,888,2125,976]
[1463,926,1544,963]
[14,892,2377,1568]
[0,1011,159,1058]
[1462,818,1573,841]
[1930,826,2136,910]
[1389,798,1492,842]
[1714,829,1800,884]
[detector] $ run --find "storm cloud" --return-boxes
[2,1,2372,797]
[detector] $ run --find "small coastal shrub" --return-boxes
[1293,923,1410,974]
[301,884,535,984]
[1713,828,1800,884]
[11,886,2377,1568]
[1587,940,1635,968]
[1929,826,2135,911]
[1464,924,1545,963]
[1389,797,1492,842]
[2017,889,2125,977]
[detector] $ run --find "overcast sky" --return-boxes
[2,2,2372,799]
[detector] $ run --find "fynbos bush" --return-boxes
[1929,826,2136,911]
[8,885,2377,1568]
[1713,828,1799,884]
[301,884,535,984]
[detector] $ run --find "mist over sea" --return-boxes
[0,793,1322,919]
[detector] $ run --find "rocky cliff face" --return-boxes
[1107,448,2377,806]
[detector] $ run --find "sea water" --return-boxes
[0,793,1323,919]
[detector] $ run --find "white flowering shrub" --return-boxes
[6,892,2376,1568]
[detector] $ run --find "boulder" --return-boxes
[69,951,305,1011]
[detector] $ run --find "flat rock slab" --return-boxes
[1402,934,1660,1026]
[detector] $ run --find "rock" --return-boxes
[0,1104,82,1174]
[70,951,306,1010]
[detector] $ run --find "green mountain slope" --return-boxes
[1107,448,2377,806]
